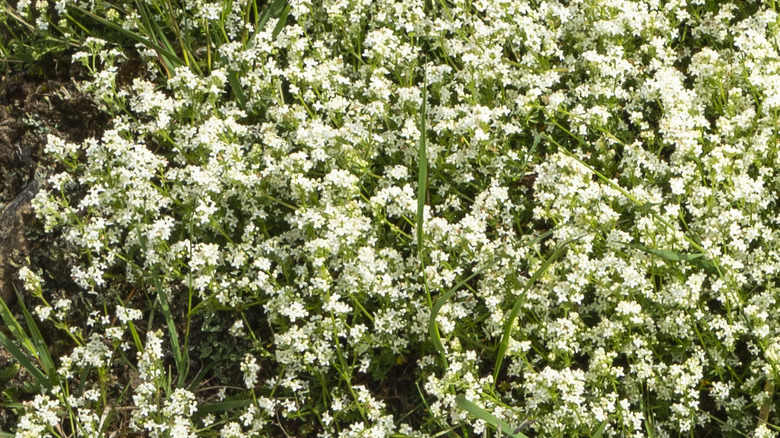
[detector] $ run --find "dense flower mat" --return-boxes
[3,0,780,436]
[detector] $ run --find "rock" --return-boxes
[0,179,39,305]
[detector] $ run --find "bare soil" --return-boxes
[0,53,109,432]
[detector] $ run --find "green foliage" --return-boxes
[455,395,530,438]
[0,290,56,390]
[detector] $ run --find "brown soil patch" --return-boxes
[0,53,110,433]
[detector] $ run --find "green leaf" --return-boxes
[186,360,220,392]
[0,292,31,354]
[0,292,53,388]
[689,257,718,273]
[228,0,288,109]
[255,0,288,34]
[271,4,291,38]
[637,202,661,213]
[197,397,253,414]
[15,290,57,380]
[0,331,49,389]
[494,236,575,382]
[592,419,609,438]
[416,71,428,252]
[429,260,499,364]
[549,135,719,274]
[70,6,184,68]
[199,344,214,359]
[455,395,530,438]
[429,230,554,366]
[646,248,704,262]
[155,280,188,388]
[0,363,19,381]
[618,243,717,272]
[228,72,246,108]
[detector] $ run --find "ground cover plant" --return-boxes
[1,0,780,436]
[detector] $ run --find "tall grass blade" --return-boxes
[493,238,575,382]
[228,72,247,108]
[416,70,428,252]
[154,279,187,388]
[15,290,57,379]
[618,242,717,272]
[544,129,719,272]
[0,331,50,388]
[197,397,253,414]
[428,230,554,364]
[229,0,288,107]
[186,360,220,392]
[272,4,291,38]
[648,248,703,262]
[0,293,53,388]
[455,394,530,438]
[255,0,288,34]
[70,6,184,67]
[428,263,494,364]
[592,420,609,438]
[0,292,31,353]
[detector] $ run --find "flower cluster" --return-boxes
[9,0,780,436]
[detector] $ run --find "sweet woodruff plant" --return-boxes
[3,0,780,436]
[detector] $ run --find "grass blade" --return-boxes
[227,72,247,108]
[70,6,184,68]
[272,4,291,38]
[0,293,53,388]
[0,291,32,354]
[186,360,220,392]
[196,397,253,414]
[493,237,577,382]
[455,394,530,438]
[644,248,717,272]
[416,70,428,252]
[592,419,609,438]
[255,0,288,34]
[428,262,495,364]
[544,129,720,273]
[155,279,187,388]
[228,0,288,108]
[0,331,50,388]
[618,242,717,272]
[428,231,555,364]
[647,248,701,262]
[15,290,57,379]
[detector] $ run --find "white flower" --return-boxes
[35,305,52,321]
[115,306,143,324]
[240,354,260,389]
